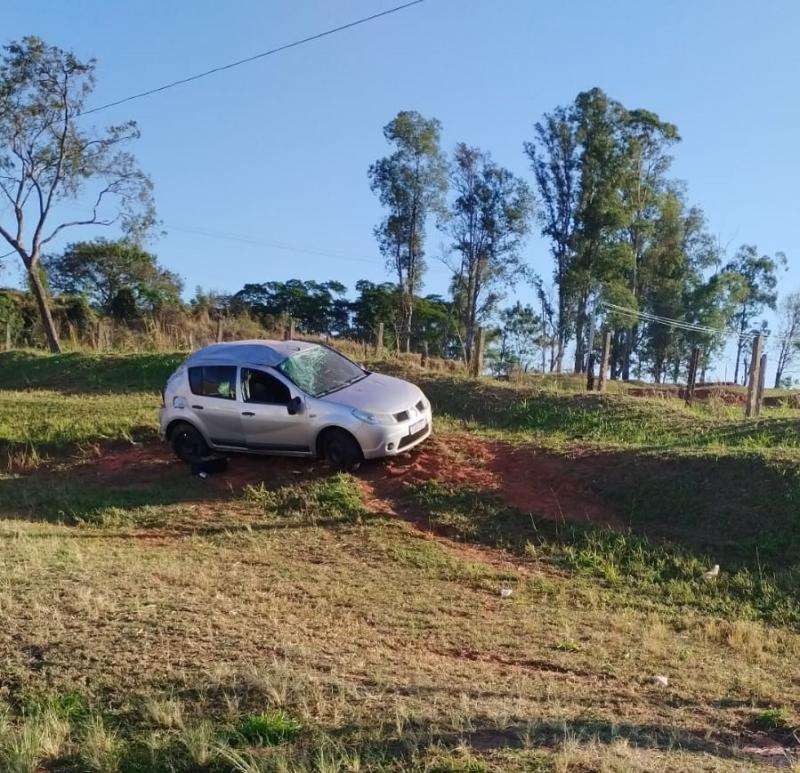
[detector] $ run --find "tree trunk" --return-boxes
[622,324,636,381]
[28,262,61,353]
[573,294,588,373]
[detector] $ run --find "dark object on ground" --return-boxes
[191,456,229,476]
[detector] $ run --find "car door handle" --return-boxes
[191,404,203,410]
[241,411,255,416]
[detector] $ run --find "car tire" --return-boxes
[170,422,210,464]
[321,429,363,472]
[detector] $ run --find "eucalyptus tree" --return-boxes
[0,37,156,352]
[569,88,629,372]
[722,245,784,383]
[614,110,680,378]
[447,143,533,366]
[524,104,580,372]
[774,293,800,388]
[368,111,448,352]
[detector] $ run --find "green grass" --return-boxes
[418,373,800,455]
[236,710,303,746]
[409,479,800,627]
[0,390,158,461]
[0,350,183,393]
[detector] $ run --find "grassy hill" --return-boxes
[0,350,799,771]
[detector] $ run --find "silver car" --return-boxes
[159,340,432,470]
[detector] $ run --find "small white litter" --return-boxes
[652,675,669,687]
[700,564,720,581]
[500,588,513,599]
[197,471,208,479]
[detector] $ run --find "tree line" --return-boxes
[0,37,796,385]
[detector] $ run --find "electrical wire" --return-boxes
[166,223,383,266]
[79,0,425,116]
[165,222,453,274]
[603,302,756,343]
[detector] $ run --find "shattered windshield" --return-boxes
[277,345,366,398]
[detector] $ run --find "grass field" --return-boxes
[1,350,799,771]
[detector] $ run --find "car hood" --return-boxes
[324,373,423,413]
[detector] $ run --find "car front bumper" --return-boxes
[356,410,433,460]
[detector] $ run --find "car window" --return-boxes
[188,366,237,400]
[241,368,291,405]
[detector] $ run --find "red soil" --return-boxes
[361,433,619,528]
[72,432,618,530]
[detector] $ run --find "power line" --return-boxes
[603,302,755,343]
[166,223,383,266]
[166,222,454,274]
[79,1,425,116]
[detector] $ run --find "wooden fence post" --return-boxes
[471,327,486,378]
[756,352,767,416]
[421,340,429,368]
[586,353,596,392]
[216,317,224,343]
[4,320,11,351]
[597,331,612,392]
[745,335,764,418]
[685,346,701,406]
[375,322,384,355]
[284,319,295,341]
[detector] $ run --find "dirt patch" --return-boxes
[362,434,620,529]
[35,434,620,536]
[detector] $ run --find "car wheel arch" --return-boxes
[315,425,363,458]
[166,418,210,445]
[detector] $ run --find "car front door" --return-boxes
[186,365,245,447]
[240,367,311,453]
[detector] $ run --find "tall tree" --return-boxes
[615,110,680,379]
[524,105,580,372]
[45,239,182,315]
[447,143,533,365]
[0,37,156,352]
[368,111,447,352]
[722,245,784,383]
[636,193,720,382]
[569,88,629,373]
[774,292,800,388]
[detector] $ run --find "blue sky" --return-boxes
[3,0,798,375]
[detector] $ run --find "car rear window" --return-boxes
[188,366,237,400]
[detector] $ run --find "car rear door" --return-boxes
[186,365,245,447]
[240,367,312,452]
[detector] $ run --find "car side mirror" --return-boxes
[287,395,303,416]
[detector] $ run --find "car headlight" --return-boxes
[172,395,187,409]
[352,408,395,426]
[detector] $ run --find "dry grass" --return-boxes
[1,355,799,769]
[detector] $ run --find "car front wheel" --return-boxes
[321,429,363,472]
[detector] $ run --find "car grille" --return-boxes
[394,400,427,423]
[398,424,428,449]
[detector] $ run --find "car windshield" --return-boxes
[277,345,366,398]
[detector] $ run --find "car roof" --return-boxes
[185,339,319,368]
